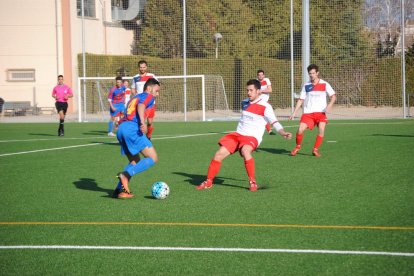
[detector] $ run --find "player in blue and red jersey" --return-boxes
[289,64,336,157]
[112,78,161,199]
[107,76,126,136]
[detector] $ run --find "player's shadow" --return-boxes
[173,172,246,190]
[258,148,291,155]
[371,134,414,138]
[73,178,113,198]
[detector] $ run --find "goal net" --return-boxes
[77,75,232,122]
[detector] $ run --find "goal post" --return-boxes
[77,75,232,122]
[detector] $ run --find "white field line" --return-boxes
[0,132,226,157]
[0,245,412,257]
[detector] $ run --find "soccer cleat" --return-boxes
[58,129,64,136]
[117,191,134,199]
[290,146,301,156]
[249,180,258,192]
[108,132,116,137]
[196,179,213,190]
[268,131,276,135]
[312,148,321,157]
[112,188,121,198]
[117,172,131,194]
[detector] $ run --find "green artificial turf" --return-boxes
[0,120,413,275]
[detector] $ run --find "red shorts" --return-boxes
[219,132,258,154]
[145,105,156,119]
[300,112,328,130]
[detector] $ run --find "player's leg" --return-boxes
[197,146,231,190]
[124,146,158,178]
[113,153,140,198]
[108,115,116,136]
[291,122,308,156]
[240,144,258,191]
[312,122,326,157]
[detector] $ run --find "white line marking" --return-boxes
[0,245,412,256]
[0,136,114,143]
[0,132,225,157]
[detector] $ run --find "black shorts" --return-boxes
[55,102,68,114]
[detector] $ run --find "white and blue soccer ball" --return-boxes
[151,181,170,200]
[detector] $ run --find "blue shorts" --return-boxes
[110,103,125,117]
[117,121,153,156]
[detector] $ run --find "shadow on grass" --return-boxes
[73,178,113,198]
[172,172,248,190]
[371,134,414,138]
[258,148,291,155]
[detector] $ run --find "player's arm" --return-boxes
[137,103,147,133]
[52,89,56,99]
[262,84,272,94]
[65,87,74,100]
[325,84,336,113]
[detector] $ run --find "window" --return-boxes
[77,0,96,18]
[7,69,35,82]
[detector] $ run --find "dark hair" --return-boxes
[143,78,160,91]
[115,76,123,81]
[58,75,63,79]
[257,69,264,74]
[246,79,261,90]
[307,64,319,73]
[138,60,148,66]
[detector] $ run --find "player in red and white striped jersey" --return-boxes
[131,60,157,139]
[257,70,274,135]
[289,64,336,157]
[197,79,292,192]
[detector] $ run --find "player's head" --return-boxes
[246,79,261,101]
[307,64,319,81]
[57,75,64,85]
[144,78,161,97]
[115,76,123,87]
[123,79,129,87]
[257,70,265,80]
[138,60,148,74]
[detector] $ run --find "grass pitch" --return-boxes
[0,119,413,275]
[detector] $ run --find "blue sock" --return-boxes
[115,163,134,190]
[108,121,113,133]
[126,158,155,177]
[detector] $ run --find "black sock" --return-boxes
[59,119,64,131]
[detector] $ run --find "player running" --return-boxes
[196,79,292,192]
[289,64,336,157]
[131,60,157,140]
[112,78,161,199]
[107,76,126,136]
[257,70,274,135]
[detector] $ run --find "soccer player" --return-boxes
[257,70,274,135]
[107,76,126,137]
[197,79,292,192]
[113,78,161,199]
[123,79,132,108]
[52,75,73,136]
[289,64,336,157]
[131,60,157,140]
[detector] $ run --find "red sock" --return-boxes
[265,123,271,132]
[314,135,324,149]
[207,159,222,180]
[244,158,255,181]
[147,126,154,139]
[296,133,303,147]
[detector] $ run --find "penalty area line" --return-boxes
[0,245,412,257]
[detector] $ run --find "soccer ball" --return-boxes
[151,181,170,200]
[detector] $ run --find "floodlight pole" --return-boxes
[302,0,310,85]
[401,0,406,118]
[183,0,187,122]
[81,0,87,122]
